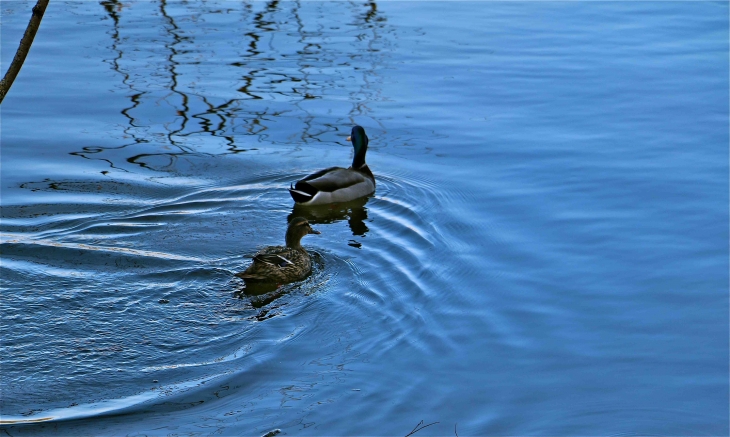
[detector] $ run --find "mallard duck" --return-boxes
[235,217,320,284]
[289,125,375,205]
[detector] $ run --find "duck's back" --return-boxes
[292,166,375,205]
[236,246,312,283]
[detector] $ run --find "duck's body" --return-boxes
[236,246,313,283]
[289,126,375,205]
[236,217,320,284]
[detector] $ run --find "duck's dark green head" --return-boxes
[286,217,320,248]
[346,125,369,169]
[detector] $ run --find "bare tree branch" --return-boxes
[0,0,50,104]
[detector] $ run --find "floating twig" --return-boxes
[405,420,439,437]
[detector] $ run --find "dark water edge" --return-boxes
[1,1,728,435]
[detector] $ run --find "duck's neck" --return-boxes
[285,230,303,250]
[352,146,367,169]
[351,134,368,169]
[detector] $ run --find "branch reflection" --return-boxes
[79,0,390,173]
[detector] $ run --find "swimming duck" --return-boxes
[289,125,375,205]
[235,217,320,284]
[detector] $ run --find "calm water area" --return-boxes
[1,1,728,435]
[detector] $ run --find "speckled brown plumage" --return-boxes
[235,217,320,284]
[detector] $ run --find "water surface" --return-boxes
[1,1,728,435]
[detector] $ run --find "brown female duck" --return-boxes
[235,217,320,284]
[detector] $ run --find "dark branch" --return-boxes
[0,0,50,104]
[405,420,439,437]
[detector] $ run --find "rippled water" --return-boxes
[1,1,728,435]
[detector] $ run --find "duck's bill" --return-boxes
[309,228,321,234]
[346,136,351,141]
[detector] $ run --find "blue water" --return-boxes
[1,1,728,435]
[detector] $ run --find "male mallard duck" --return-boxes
[235,217,320,284]
[289,125,375,205]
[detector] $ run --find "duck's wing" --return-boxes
[290,167,374,205]
[289,167,343,202]
[235,248,309,282]
[253,253,293,268]
[300,166,346,185]
[235,250,292,280]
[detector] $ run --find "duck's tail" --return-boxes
[289,182,316,204]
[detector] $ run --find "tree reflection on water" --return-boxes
[75,0,390,173]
